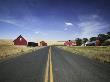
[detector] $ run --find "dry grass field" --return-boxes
[0,39,43,60]
[57,46,110,63]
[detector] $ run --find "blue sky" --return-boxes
[0,0,110,41]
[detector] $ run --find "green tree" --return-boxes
[101,41,110,46]
[82,38,88,43]
[75,38,82,46]
[97,34,108,44]
[107,32,110,39]
[90,37,97,42]
[107,32,110,35]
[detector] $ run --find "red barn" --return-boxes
[13,35,27,45]
[64,40,76,46]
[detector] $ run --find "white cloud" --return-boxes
[64,28,68,31]
[35,31,40,34]
[35,31,48,36]
[64,22,74,31]
[0,19,16,25]
[0,19,26,28]
[72,34,81,39]
[78,15,110,38]
[65,22,73,26]
[64,26,72,31]
[0,19,38,31]
[79,14,102,22]
[91,14,99,19]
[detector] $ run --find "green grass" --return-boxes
[57,46,110,63]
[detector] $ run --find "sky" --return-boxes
[0,0,110,41]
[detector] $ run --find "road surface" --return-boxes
[52,46,110,82]
[0,47,49,82]
[0,46,110,82]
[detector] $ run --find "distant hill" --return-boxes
[0,39,13,45]
[43,40,65,45]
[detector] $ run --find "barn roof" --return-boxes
[13,35,26,42]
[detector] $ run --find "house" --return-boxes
[40,41,47,46]
[28,42,38,47]
[85,40,101,46]
[85,41,96,46]
[13,35,27,45]
[64,40,76,46]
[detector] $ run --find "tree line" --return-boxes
[75,32,110,46]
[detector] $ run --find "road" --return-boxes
[52,46,110,82]
[0,46,110,82]
[0,47,49,82]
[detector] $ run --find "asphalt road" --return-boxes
[52,46,110,82]
[0,46,110,82]
[0,47,49,82]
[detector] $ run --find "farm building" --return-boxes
[85,41,96,46]
[96,40,101,46]
[85,40,101,46]
[28,42,38,47]
[13,35,27,45]
[64,40,76,46]
[40,41,47,46]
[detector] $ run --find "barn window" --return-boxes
[20,38,22,41]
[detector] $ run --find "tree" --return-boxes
[90,37,97,42]
[82,38,88,43]
[107,32,110,39]
[75,38,82,46]
[97,34,108,44]
[101,41,110,46]
[107,32,110,35]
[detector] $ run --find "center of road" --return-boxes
[44,47,54,82]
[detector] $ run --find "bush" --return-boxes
[102,41,110,46]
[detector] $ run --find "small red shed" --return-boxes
[96,40,101,46]
[13,35,27,45]
[40,41,47,46]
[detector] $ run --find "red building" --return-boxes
[40,41,47,46]
[13,35,27,45]
[64,40,76,46]
[96,40,101,46]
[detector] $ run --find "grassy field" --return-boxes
[57,46,110,64]
[0,39,43,60]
